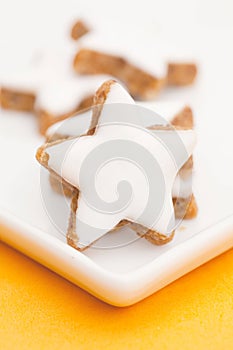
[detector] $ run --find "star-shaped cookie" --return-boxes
[37,80,196,250]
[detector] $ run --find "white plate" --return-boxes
[0,100,233,306]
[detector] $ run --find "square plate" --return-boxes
[0,100,233,306]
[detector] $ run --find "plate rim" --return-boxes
[0,207,232,306]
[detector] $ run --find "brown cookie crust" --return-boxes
[167,63,197,86]
[73,49,166,100]
[70,20,89,41]
[0,88,36,112]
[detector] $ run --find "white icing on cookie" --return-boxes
[46,110,92,138]
[0,67,41,93]
[103,82,135,105]
[172,175,193,198]
[0,48,72,93]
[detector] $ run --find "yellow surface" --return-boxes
[0,241,232,350]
